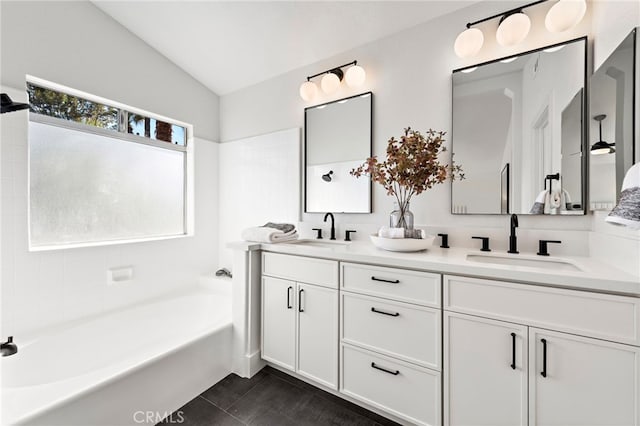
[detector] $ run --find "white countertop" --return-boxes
[228,240,640,297]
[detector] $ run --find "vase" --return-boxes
[389,201,414,230]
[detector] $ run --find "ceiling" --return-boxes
[93,1,480,96]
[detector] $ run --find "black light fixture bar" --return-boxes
[466,0,548,28]
[307,60,358,81]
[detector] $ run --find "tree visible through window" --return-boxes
[27,78,192,250]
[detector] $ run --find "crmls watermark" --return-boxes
[133,411,184,424]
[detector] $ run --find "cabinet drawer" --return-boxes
[262,252,338,288]
[341,263,441,307]
[444,275,640,346]
[341,292,440,369]
[341,344,441,426]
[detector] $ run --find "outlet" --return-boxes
[107,266,134,285]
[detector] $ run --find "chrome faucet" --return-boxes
[323,212,336,240]
[508,214,519,254]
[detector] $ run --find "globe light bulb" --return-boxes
[321,72,341,94]
[454,28,484,58]
[496,12,531,46]
[299,81,318,101]
[545,0,587,33]
[345,65,366,88]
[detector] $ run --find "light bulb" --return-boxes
[454,28,484,58]
[345,65,366,87]
[545,0,587,33]
[299,81,317,101]
[496,12,531,46]
[321,72,341,94]
[500,57,518,63]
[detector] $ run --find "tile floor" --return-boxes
[159,366,400,426]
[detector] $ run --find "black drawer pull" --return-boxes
[541,338,547,378]
[371,276,400,284]
[510,333,516,370]
[287,286,293,309]
[298,288,304,312]
[371,307,400,317]
[371,362,400,375]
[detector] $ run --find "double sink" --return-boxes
[283,240,582,272]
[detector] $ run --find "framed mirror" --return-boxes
[304,92,372,213]
[451,37,587,215]
[589,28,637,211]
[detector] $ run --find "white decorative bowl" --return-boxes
[369,234,436,252]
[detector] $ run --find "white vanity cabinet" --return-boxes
[340,262,442,426]
[444,275,640,426]
[261,253,339,389]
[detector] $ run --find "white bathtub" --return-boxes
[1,279,233,425]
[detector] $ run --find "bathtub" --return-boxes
[1,278,233,425]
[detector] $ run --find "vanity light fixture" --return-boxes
[1,93,29,114]
[299,60,366,101]
[453,0,586,58]
[590,114,616,155]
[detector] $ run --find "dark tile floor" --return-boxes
[159,366,400,426]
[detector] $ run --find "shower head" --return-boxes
[322,171,334,182]
[1,336,18,357]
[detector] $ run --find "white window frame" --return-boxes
[27,75,195,251]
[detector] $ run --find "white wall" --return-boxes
[1,0,221,337]
[0,1,219,141]
[218,129,300,269]
[1,90,219,336]
[220,0,593,236]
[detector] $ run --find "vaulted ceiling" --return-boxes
[93,1,480,95]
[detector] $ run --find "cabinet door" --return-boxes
[297,283,339,389]
[530,328,640,426]
[445,312,528,426]
[261,276,296,370]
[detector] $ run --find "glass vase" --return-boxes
[389,201,414,230]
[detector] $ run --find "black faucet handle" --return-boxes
[312,228,323,239]
[345,230,356,242]
[537,240,561,256]
[437,233,449,248]
[472,236,491,252]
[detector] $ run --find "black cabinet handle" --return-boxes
[371,276,400,284]
[371,307,400,317]
[371,362,400,376]
[287,286,292,309]
[510,333,516,370]
[541,338,547,378]
[298,288,304,312]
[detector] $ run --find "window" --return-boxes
[27,76,193,250]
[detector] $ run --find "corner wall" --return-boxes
[1,1,221,337]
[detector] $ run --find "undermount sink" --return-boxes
[466,254,582,272]
[285,239,351,249]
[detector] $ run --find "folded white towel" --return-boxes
[606,163,640,229]
[378,226,405,239]
[241,227,299,243]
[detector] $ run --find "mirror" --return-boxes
[304,92,372,213]
[589,28,637,211]
[452,37,587,215]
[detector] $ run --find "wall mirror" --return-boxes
[452,37,587,215]
[304,92,372,213]
[590,28,638,211]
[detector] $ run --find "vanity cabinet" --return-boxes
[444,275,640,426]
[340,262,442,426]
[261,253,339,389]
